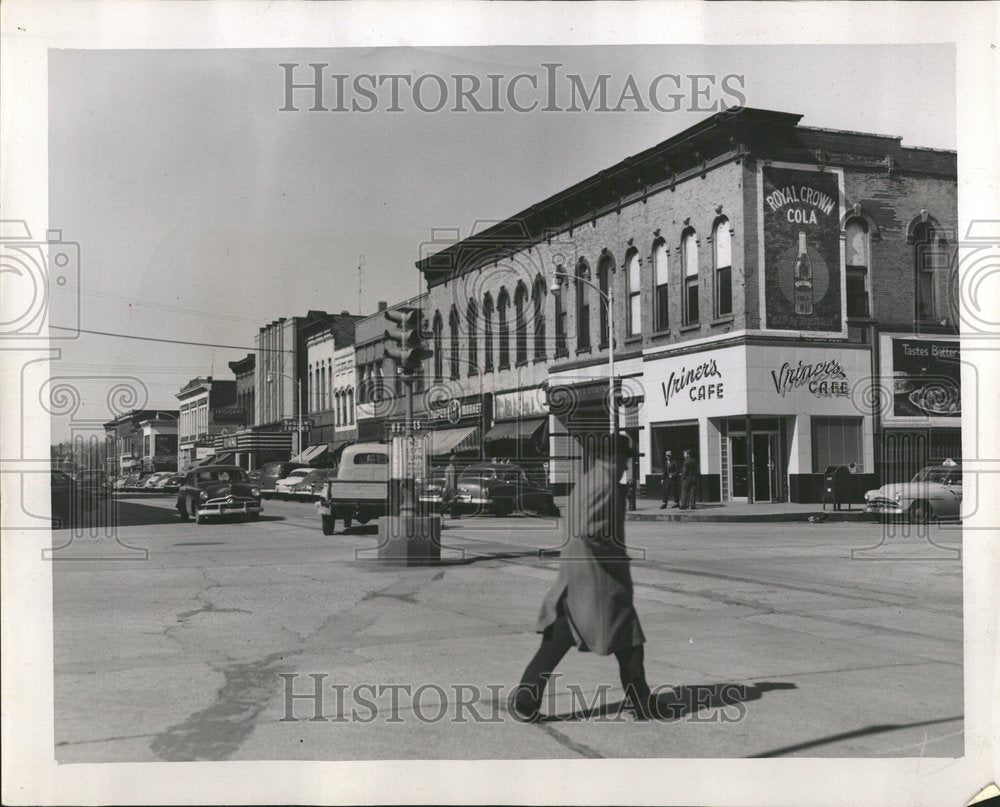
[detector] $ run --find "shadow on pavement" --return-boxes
[747,713,962,757]
[53,500,292,530]
[543,681,797,723]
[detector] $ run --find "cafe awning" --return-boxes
[484,417,548,443]
[428,426,480,456]
[188,454,217,468]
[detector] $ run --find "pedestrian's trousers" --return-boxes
[518,613,649,708]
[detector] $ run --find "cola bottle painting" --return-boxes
[793,231,814,315]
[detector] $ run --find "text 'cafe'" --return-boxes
[640,339,875,504]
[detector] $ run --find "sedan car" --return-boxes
[176,465,262,524]
[275,468,315,499]
[287,469,334,501]
[142,472,174,489]
[450,463,558,517]
[864,461,962,522]
[417,472,448,510]
[158,473,185,492]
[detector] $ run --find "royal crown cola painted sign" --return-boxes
[761,165,843,332]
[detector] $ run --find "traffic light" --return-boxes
[384,307,432,375]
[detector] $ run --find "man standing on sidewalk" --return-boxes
[660,449,680,509]
[508,435,652,721]
[679,448,699,510]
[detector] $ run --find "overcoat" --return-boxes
[536,456,645,655]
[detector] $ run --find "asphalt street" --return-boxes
[52,493,963,762]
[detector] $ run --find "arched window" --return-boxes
[514,282,528,365]
[308,365,315,413]
[576,259,591,350]
[912,222,941,322]
[714,219,732,318]
[497,288,511,369]
[327,359,333,410]
[626,249,641,336]
[449,306,460,379]
[682,229,699,325]
[466,300,478,373]
[482,294,494,371]
[653,238,669,331]
[432,312,443,383]
[348,389,354,424]
[597,254,613,347]
[845,219,870,318]
[532,276,546,359]
[554,270,568,357]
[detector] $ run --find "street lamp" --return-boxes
[267,372,304,458]
[550,270,617,438]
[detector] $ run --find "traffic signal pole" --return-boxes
[379,307,441,565]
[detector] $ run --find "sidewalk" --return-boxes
[626,497,873,523]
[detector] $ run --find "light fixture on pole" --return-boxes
[549,269,617,439]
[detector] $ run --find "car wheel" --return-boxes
[321,515,335,535]
[494,501,512,518]
[343,517,353,530]
[909,500,934,524]
[195,510,206,525]
[178,501,190,522]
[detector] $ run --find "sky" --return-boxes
[48,44,955,440]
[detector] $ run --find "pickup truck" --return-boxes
[316,443,389,535]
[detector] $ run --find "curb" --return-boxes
[627,511,874,524]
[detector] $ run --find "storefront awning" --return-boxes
[290,444,328,464]
[188,454,217,468]
[428,426,479,456]
[484,417,548,443]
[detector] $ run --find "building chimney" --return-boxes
[378,301,388,312]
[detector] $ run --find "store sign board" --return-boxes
[644,344,748,422]
[880,333,961,425]
[759,163,845,335]
[746,344,869,415]
[495,387,549,420]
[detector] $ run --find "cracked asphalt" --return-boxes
[52,494,963,762]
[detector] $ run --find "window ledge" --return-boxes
[515,359,529,368]
[847,316,874,324]
[575,346,592,356]
[710,315,734,326]
[467,368,479,377]
[679,323,701,333]
[598,341,609,351]
[625,335,643,346]
[533,355,547,364]
[498,363,511,371]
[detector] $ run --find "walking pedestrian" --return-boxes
[679,448,698,510]
[660,449,680,509]
[444,452,461,519]
[508,435,652,721]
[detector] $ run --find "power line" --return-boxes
[49,325,293,353]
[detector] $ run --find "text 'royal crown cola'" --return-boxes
[793,231,814,315]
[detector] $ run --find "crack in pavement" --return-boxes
[148,651,297,761]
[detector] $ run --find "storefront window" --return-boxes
[812,417,864,472]
[714,220,732,317]
[653,239,669,332]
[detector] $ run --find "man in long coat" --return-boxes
[509,436,651,721]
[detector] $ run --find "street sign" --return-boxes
[281,418,312,431]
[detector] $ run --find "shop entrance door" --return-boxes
[752,432,780,502]
[728,428,781,502]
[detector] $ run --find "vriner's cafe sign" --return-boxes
[760,164,844,333]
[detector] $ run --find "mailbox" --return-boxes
[822,465,851,511]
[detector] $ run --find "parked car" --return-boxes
[451,463,558,517]
[288,469,334,501]
[259,461,308,497]
[316,444,389,535]
[142,471,174,489]
[864,461,962,522]
[247,470,262,486]
[274,468,314,499]
[158,473,185,491]
[119,473,142,490]
[175,465,262,524]
[417,472,448,511]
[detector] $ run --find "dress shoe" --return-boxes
[507,686,541,722]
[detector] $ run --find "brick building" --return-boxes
[416,107,958,501]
